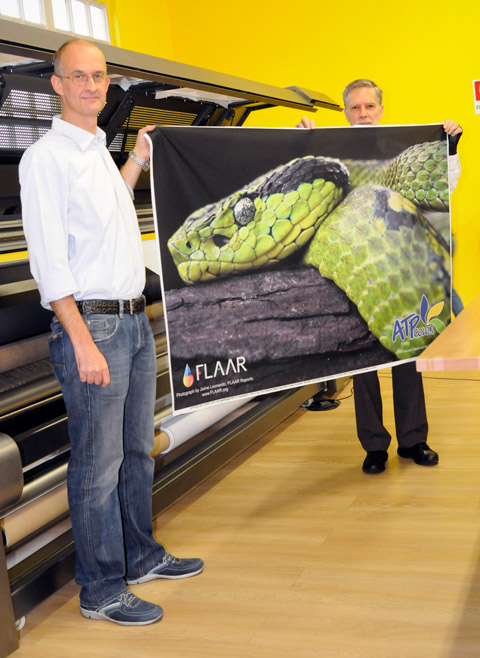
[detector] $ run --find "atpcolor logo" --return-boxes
[182,357,247,388]
[392,294,446,343]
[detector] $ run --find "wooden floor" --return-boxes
[11,369,480,658]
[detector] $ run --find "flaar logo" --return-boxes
[182,357,247,388]
[183,364,195,388]
[392,294,446,343]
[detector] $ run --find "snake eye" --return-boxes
[233,196,256,226]
[212,234,230,248]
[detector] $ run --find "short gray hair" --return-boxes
[53,38,105,76]
[343,79,382,107]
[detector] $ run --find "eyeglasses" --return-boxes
[59,73,107,86]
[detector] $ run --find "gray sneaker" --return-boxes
[127,552,204,584]
[80,591,163,626]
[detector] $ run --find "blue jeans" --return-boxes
[49,310,165,607]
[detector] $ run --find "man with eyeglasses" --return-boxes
[19,39,204,627]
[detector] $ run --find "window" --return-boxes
[0,0,44,23]
[0,0,110,41]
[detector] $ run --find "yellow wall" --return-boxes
[106,0,173,59]
[112,0,479,305]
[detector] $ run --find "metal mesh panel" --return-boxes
[0,124,50,149]
[0,89,61,119]
[122,106,197,128]
[109,133,137,152]
[109,105,197,152]
[0,89,60,149]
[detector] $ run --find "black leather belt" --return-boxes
[76,296,145,315]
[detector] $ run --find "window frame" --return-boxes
[0,0,111,42]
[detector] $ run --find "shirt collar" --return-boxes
[51,115,107,151]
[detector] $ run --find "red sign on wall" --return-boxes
[473,79,480,113]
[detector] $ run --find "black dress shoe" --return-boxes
[397,442,439,466]
[302,397,340,411]
[362,450,388,474]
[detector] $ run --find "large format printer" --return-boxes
[0,21,341,657]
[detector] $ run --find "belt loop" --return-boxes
[129,298,134,315]
[119,299,124,318]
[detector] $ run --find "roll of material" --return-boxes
[151,429,172,457]
[0,433,23,514]
[0,333,50,374]
[157,398,247,455]
[1,400,248,545]
[1,484,68,548]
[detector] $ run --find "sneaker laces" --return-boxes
[117,591,138,608]
[164,552,181,566]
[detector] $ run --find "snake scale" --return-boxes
[167,141,451,358]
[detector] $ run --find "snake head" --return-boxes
[167,156,350,285]
[167,189,261,283]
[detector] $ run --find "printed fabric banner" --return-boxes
[148,124,451,414]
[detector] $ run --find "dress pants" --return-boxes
[353,361,428,452]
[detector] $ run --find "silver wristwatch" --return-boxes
[128,150,150,171]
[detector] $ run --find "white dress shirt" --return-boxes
[20,116,145,310]
[448,153,461,194]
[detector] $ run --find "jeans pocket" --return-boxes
[49,327,66,384]
[84,314,119,343]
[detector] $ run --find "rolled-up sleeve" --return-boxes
[20,147,79,309]
[448,154,461,194]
